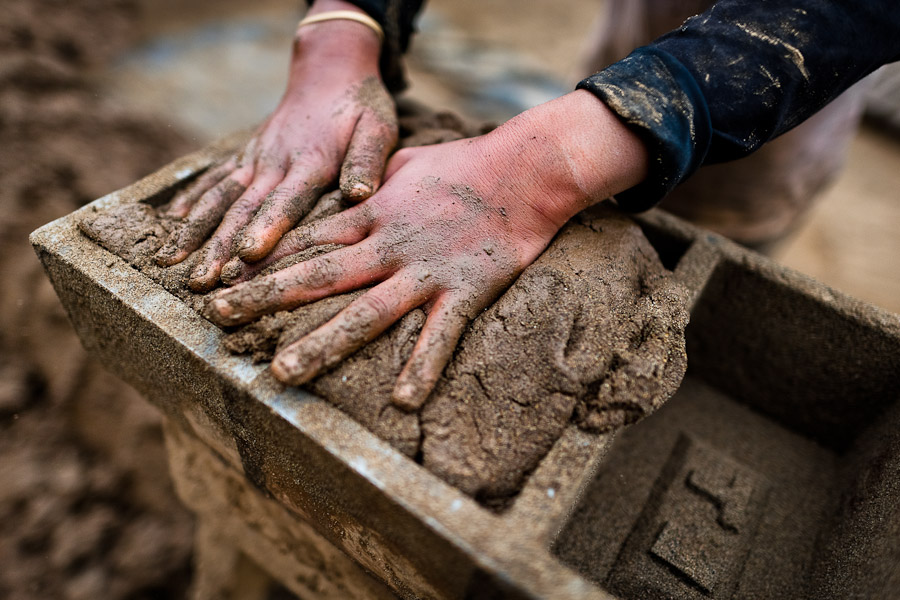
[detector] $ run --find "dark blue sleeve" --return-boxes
[578,0,900,212]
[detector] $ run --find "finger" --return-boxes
[392,294,470,411]
[271,273,429,385]
[220,204,375,286]
[186,171,285,292]
[155,167,253,266]
[298,190,348,227]
[236,168,331,263]
[203,238,387,326]
[164,157,238,218]
[339,113,398,202]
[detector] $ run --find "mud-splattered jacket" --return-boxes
[344,0,900,210]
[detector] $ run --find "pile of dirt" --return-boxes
[1,1,199,598]
[79,105,689,504]
[0,381,194,600]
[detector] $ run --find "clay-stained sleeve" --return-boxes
[578,0,900,211]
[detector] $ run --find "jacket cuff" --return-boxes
[577,46,711,212]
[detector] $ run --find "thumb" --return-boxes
[339,112,398,202]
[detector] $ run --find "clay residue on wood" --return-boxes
[78,107,688,504]
[79,202,209,313]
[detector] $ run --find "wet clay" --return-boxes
[79,108,689,503]
[421,207,689,500]
[226,293,424,457]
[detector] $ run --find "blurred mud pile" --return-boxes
[0,1,198,598]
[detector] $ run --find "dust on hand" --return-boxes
[78,105,689,505]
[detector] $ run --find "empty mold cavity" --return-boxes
[551,256,900,599]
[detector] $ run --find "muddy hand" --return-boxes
[205,90,650,409]
[153,0,398,293]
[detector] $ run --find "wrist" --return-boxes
[486,90,649,226]
[292,1,382,77]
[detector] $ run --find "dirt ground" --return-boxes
[0,1,199,598]
[2,0,899,598]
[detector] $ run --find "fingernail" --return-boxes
[271,353,300,381]
[392,382,420,411]
[238,236,256,254]
[204,297,235,322]
[350,182,372,198]
[191,265,208,280]
[155,245,177,266]
[273,352,319,386]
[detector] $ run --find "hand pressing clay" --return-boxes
[221,204,688,501]
[79,110,688,504]
[226,292,425,458]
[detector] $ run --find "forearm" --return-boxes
[579,0,900,211]
[290,0,382,85]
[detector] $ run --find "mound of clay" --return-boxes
[421,208,688,499]
[79,110,689,503]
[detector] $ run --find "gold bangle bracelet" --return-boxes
[297,10,384,43]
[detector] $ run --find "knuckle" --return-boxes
[289,221,323,249]
[281,228,308,253]
[291,145,337,172]
[227,196,261,220]
[382,120,400,143]
[256,150,288,173]
[231,162,252,179]
[355,203,377,226]
[352,293,391,324]
[263,186,297,206]
[213,177,246,201]
[231,188,261,215]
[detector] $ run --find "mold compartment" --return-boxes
[552,255,900,599]
[75,167,696,517]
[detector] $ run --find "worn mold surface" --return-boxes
[32,138,900,599]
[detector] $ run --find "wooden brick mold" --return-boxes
[32,137,900,599]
